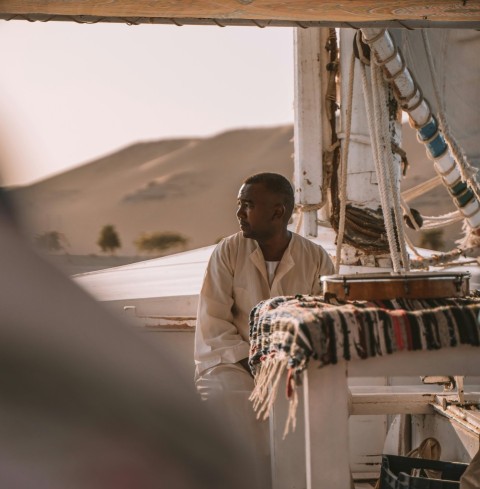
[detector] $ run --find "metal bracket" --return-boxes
[421,375,456,391]
[454,275,463,293]
[433,376,480,410]
[342,276,350,297]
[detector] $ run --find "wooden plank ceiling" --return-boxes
[0,1,479,27]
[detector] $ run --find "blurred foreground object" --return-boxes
[0,188,255,489]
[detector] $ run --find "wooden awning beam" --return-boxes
[1,1,480,27]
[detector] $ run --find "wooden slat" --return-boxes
[0,1,480,23]
[350,386,436,415]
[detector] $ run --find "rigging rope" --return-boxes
[335,52,356,274]
[421,212,463,230]
[361,60,408,272]
[402,175,442,203]
[410,245,480,268]
[373,61,410,271]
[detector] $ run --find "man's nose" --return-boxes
[236,206,245,219]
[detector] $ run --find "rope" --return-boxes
[368,65,398,264]
[335,52,356,274]
[422,211,463,229]
[355,31,371,66]
[294,203,324,234]
[297,203,323,212]
[401,194,462,231]
[322,29,340,221]
[336,133,371,146]
[373,61,410,271]
[410,245,480,268]
[402,176,442,203]
[364,61,404,272]
[404,229,426,260]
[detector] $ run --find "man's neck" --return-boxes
[257,230,292,261]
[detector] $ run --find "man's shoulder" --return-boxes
[211,232,253,258]
[208,232,255,273]
[291,232,327,251]
[291,232,333,263]
[216,232,244,249]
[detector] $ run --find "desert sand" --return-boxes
[7,123,460,274]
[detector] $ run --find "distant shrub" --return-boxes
[34,230,68,253]
[97,225,121,254]
[135,231,188,254]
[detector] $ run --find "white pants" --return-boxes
[195,363,272,489]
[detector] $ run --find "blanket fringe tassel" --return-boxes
[249,357,300,438]
[249,357,289,421]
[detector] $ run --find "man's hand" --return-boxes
[239,357,253,378]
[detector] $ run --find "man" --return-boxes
[194,172,334,487]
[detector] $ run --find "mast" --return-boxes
[293,28,331,238]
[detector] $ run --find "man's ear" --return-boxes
[273,204,286,221]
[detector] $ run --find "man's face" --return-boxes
[236,183,282,241]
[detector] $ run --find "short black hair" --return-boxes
[244,172,294,221]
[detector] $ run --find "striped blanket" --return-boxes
[248,294,480,433]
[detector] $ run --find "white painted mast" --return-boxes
[293,28,330,237]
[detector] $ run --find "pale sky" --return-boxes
[0,21,294,186]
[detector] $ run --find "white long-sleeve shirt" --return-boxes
[194,232,334,376]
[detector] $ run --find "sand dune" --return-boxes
[10,126,295,255]
[8,123,462,259]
